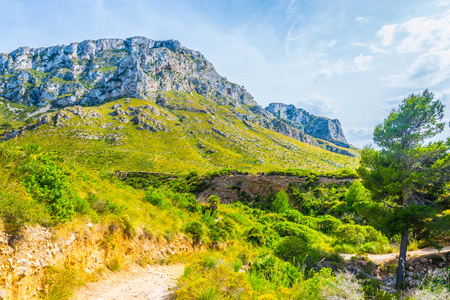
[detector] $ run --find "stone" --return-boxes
[53,110,71,127]
[111,108,125,116]
[35,114,51,126]
[132,115,145,125]
[420,257,428,264]
[410,279,421,287]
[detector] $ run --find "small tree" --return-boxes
[208,195,220,213]
[358,90,450,288]
[273,189,290,213]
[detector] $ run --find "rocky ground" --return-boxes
[71,264,184,300]
[342,247,450,293]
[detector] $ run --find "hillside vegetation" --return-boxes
[1,91,357,173]
[1,142,448,299]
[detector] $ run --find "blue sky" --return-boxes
[1,0,450,147]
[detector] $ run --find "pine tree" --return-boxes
[358,90,450,288]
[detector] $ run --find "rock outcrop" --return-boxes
[0,224,193,299]
[0,37,256,108]
[196,174,355,203]
[265,103,351,149]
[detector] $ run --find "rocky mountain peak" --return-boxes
[265,102,351,150]
[0,37,256,107]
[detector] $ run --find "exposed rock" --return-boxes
[35,114,51,126]
[212,127,227,138]
[265,103,351,149]
[53,110,71,127]
[197,174,354,203]
[132,115,145,125]
[111,107,125,116]
[0,37,257,107]
[66,105,86,117]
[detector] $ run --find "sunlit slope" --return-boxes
[10,91,358,173]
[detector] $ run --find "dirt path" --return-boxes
[342,246,450,263]
[71,264,184,300]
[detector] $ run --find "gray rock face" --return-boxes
[0,37,256,107]
[265,103,350,149]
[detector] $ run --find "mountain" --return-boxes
[265,103,356,154]
[0,37,255,107]
[0,37,358,168]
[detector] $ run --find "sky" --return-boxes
[1,0,450,148]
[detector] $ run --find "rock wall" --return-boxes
[0,223,193,300]
[0,37,256,108]
[265,103,351,149]
[197,174,354,203]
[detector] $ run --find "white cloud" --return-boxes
[376,10,450,53]
[295,95,339,117]
[353,54,373,71]
[317,54,373,77]
[387,50,450,87]
[377,10,450,88]
[377,24,397,47]
[355,16,365,22]
[436,1,450,7]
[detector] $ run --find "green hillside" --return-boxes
[2,91,357,174]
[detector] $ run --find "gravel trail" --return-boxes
[341,246,450,263]
[71,264,184,300]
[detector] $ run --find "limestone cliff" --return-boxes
[0,37,256,108]
[265,103,352,149]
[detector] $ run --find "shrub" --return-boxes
[177,259,253,300]
[24,156,75,223]
[250,254,301,287]
[345,179,369,205]
[317,215,342,234]
[207,195,220,213]
[335,224,387,245]
[319,272,365,300]
[283,209,318,229]
[273,190,290,213]
[273,221,317,243]
[246,226,266,246]
[143,187,169,208]
[275,236,320,268]
[184,221,204,245]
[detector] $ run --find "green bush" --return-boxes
[317,215,342,234]
[273,221,317,243]
[284,209,318,229]
[184,221,204,245]
[273,189,290,213]
[275,236,320,268]
[207,195,220,213]
[24,156,75,223]
[143,187,169,208]
[250,254,301,287]
[335,224,388,245]
[246,226,266,246]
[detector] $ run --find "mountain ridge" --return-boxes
[0,36,357,156]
